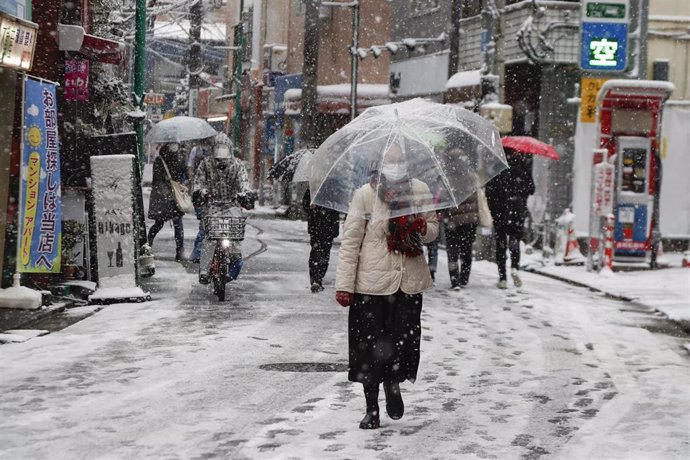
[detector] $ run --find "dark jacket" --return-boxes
[443,192,479,229]
[485,155,535,235]
[303,189,340,240]
[148,147,186,221]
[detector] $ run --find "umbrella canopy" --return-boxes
[267,149,314,183]
[145,116,218,144]
[501,136,560,160]
[309,98,508,220]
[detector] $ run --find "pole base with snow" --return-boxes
[88,155,150,305]
[554,208,586,265]
[0,274,42,310]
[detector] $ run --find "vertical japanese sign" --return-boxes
[19,77,62,273]
[592,161,615,217]
[64,59,90,101]
[580,77,608,123]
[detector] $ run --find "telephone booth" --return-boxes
[591,80,674,264]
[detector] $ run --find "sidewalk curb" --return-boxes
[524,267,690,334]
[0,301,70,332]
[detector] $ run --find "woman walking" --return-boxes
[485,149,535,288]
[147,143,185,262]
[335,143,439,429]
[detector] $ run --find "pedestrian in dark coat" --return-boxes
[485,150,535,288]
[303,188,340,292]
[442,192,479,289]
[148,143,185,261]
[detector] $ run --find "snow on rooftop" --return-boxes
[153,20,226,42]
[445,70,481,90]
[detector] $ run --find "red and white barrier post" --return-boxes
[601,213,615,272]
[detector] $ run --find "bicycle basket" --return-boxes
[207,216,246,240]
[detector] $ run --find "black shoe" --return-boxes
[199,274,210,285]
[383,381,404,420]
[359,410,380,429]
[189,258,200,264]
[310,282,324,293]
[175,249,185,262]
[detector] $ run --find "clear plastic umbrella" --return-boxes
[309,98,508,220]
[144,116,218,144]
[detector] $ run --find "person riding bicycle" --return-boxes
[192,133,256,284]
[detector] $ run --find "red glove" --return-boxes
[410,217,427,235]
[336,291,353,307]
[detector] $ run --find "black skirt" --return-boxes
[348,291,423,385]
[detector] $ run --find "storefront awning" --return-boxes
[58,24,125,65]
[79,34,124,65]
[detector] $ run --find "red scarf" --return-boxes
[387,214,424,257]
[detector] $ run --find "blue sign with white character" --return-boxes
[580,0,629,72]
[580,22,628,71]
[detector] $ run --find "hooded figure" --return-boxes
[192,133,255,283]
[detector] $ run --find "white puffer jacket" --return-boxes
[335,180,439,296]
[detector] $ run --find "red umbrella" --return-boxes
[501,136,561,160]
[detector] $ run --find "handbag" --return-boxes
[477,186,493,228]
[160,157,195,214]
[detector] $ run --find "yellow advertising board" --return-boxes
[580,77,608,123]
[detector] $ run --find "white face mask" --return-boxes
[382,163,407,181]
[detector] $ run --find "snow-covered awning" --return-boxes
[445,70,481,90]
[284,84,390,115]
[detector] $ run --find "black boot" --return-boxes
[359,384,380,429]
[175,247,185,262]
[383,381,404,420]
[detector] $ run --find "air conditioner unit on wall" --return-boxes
[264,44,288,74]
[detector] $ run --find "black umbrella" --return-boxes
[268,149,314,182]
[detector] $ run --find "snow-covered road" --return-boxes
[1,216,688,459]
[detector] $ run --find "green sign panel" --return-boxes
[586,2,626,19]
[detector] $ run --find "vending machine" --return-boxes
[614,136,651,260]
[589,80,674,267]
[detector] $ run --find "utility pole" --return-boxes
[188,0,203,117]
[447,0,462,80]
[349,1,360,121]
[132,0,149,272]
[232,0,245,156]
[300,0,320,148]
[133,0,146,163]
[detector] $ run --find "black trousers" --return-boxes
[148,216,184,251]
[348,291,423,386]
[309,234,334,285]
[495,227,522,281]
[445,223,477,287]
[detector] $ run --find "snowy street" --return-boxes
[1,216,688,459]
